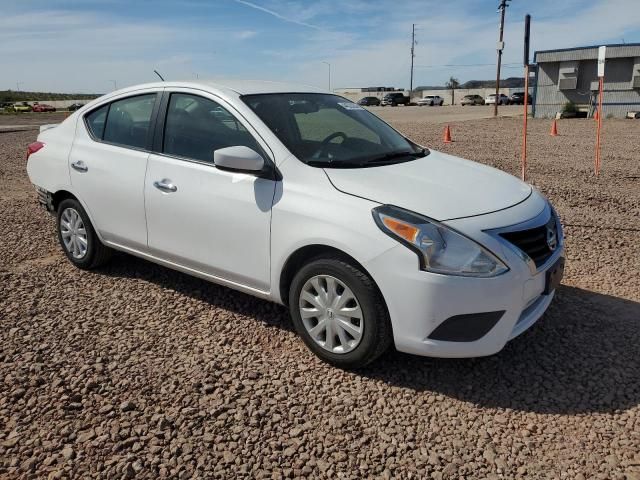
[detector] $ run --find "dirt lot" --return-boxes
[0,105,523,130]
[0,112,68,129]
[1,117,639,479]
[372,104,526,124]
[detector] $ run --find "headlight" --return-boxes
[372,205,508,277]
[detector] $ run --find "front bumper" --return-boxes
[364,195,563,358]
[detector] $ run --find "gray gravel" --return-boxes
[1,118,639,479]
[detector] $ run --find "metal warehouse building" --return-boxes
[533,43,640,118]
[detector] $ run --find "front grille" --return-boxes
[500,216,558,268]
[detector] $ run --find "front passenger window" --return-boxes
[163,93,261,163]
[103,94,156,149]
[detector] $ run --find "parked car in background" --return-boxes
[33,103,57,112]
[380,92,410,107]
[417,95,444,106]
[460,94,485,106]
[26,80,565,369]
[509,92,532,105]
[11,102,33,112]
[67,103,85,111]
[1,102,14,111]
[485,94,510,106]
[357,96,381,106]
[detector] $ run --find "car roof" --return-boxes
[105,80,326,98]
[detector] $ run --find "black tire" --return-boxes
[289,256,392,369]
[57,198,112,270]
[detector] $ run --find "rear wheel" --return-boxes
[57,198,112,270]
[289,257,392,369]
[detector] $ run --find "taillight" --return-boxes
[26,141,45,160]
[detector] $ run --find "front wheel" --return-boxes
[289,257,392,369]
[57,198,112,270]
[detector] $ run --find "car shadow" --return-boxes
[99,254,639,415]
[99,252,293,333]
[362,285,640,415]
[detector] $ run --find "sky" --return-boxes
[1,0,640,94]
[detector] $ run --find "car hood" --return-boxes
[324,150,532,221]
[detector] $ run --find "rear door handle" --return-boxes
[153,179,178,193]
[71,160,88,172]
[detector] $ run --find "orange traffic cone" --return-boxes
[443,125,452,144]
[550,119,558,136]
[593,109,599,121]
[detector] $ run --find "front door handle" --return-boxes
[71,160,88,172]
[153,179,178,193]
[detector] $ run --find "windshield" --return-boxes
[242,93,426,168]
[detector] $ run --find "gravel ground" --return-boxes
[1,117,639,479]
[0,113,68,127]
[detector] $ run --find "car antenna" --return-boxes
[153,70,165,81]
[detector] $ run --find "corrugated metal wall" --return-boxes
[534,54,640,118]
[536,44,640,62]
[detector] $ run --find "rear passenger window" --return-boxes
[103,94,156,149]
[163,93,260,162]
[85,104,108,139]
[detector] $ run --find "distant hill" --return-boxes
[0,90,101,103]
[415,77,529,91]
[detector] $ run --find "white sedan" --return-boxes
[485,93,510,105]
[417,95,444,106]
[26,81,564,368]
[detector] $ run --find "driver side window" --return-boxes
[163,93,261,163]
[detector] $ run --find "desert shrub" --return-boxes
[562,101,578,114]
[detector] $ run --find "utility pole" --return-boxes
[494,0,510,117]
[16,82,23,92]
[410,24,416,93]
[322,61,331,92]
[110,80,117,91]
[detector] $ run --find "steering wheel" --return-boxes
[312,132,348,158]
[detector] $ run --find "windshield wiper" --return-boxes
[306,149,428,168]
[365,149,427,165]
[306,158,366,168]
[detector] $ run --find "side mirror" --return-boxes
[213,146,265,173]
